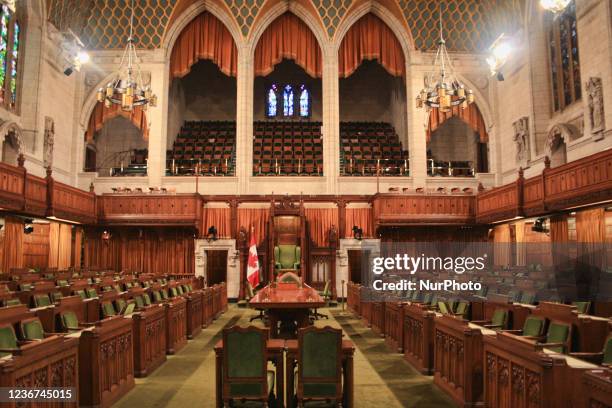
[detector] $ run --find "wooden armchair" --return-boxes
[222,326,275,407]
[570,334,612,366]
[296,326,343,407]
[19,317,51,341]
[274,244,301,273]
[312,281,332,320]
[533,321,571,354]
[0,324,20,356]
[572,301,591,314]
[472,308,509,330]
[58,310,94,332]
[501,316,546,339]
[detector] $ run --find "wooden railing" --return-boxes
[403,303,436,374]
[383,301,404,353]
[372,193,475,226]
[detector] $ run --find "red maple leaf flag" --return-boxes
[247,232,260,287]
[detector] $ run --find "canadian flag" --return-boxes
[247,232,260,287]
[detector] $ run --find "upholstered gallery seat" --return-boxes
[502,316,546,338]
[274,244,301,273]
[472,309,509,330]
[571,334,612,366]
[0,324,19,357]
[535,321,571,353]
[20,318,46,341]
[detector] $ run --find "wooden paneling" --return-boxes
[522,176,545,216]
[0,161,25,211]
[384,302,404,353]
[373,194,475,225]
[97,194,202,227]
[24,173,48,216]
[476,181,521,224]
[23,222,50,268]
[132,305,167,377]
[403,303,436,375]
[49,181,96,224]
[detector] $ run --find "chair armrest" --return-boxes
[471,320,491,325]
[275,262,282,270]
[500,329,523,334]
[569,352,603,364]
[0,348,18,353]
[484,324,503,329]
[534,342,565,350]
[293,262,300,270]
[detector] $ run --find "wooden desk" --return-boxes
[285,339,355,408]
[249,284,324,338]
[583,369,612,407]
[214,339,285,408]
[403,303,436,374]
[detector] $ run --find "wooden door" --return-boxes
[206,250,227,285]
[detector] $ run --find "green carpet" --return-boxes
[113,305,454,407]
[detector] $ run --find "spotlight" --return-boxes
[76,51,90,64]
[207,226,218,241]
[352,225,363,241]
[532,218,549,233]
[101,230,111,241]
[63,66,74,76]
[23,224,34,234]
[487,33,513,81]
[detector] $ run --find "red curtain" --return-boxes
[338,13,405,78]
[344,208,373,238]
[170,12,238,78]
[1,217,23,273]
[305,208,338,247]
[254,13,322,78]
[427,103,488,142]
[202,207,231,239]
[238,208,270,245]
[85,102,149,143]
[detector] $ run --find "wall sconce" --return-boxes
[486,33,513,81]
[101,230,112,241]
[23,219,34,235]
[207,226,218,241]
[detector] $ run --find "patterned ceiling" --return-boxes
[46,0,524,52]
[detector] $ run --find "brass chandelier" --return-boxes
[415,3,473,112]
[96,0,156,111]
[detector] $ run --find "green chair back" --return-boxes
[491,309,508,328]
[101,302,116,318]
[34,294,51,307]
[422,293,433,304]
[21,318,45,340]
[153,291,162,302]
[123,303,136,315]
[161,289,169,299]
[602,337,612,365]
[246,283,255,299]
[57,280,69,287]
[0,324,18,354]
[520,292,536,305]
[187,284,193,291]
[75,289,87,299]
[546,322,570,353]
[507,290,521,302]
[299,327,342,400]
[170,287,179,297]
[86,288,98,298]
[61,311,79,330]
[275,244,300,269]
[134,296,144,308]
[115,298,127,313]
[5,298,20,306]
[455,301,469,317]
[522,316,545,337]
[477,286,488,297]
[438,301,450,315]
[51,292,63,302]
[224,327,268,399]
[143,293,152,306]
[322,281,331,297]
[572,301,591,314]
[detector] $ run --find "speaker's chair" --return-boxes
[274,244,301,273]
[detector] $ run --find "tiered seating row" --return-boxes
[253,121,323,176]
[347,281,612,407]
[0,271,227,408]
[340,122,408,176]
[167,120,236,176]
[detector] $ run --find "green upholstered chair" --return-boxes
[86,288,98,298]
[572,301,591,314]
[113,284,123,293]
[161,289,169,300]
[170,287,179,297]
[410,290,421,302]
[75,289,87,300]
[535,321,571,353]
[4,298,21,306]
[274,244,301,272]
[571,335,612,366]
[134,296,145,309]
[437,301,451,315]
[222,326,275,407]
[20,318,45,341]
[422,293,433,305]
[143,293,152,306]
[312,281,334,320]
[187,284,193,291]
[0,324,19,357]
[296,326,343,407]
[122,303,136,315]
[51,292,63,302]
[153,291,163,303]
[476,286,488,298]
[57,280,69,287]
[101,302,116,318]
[507,290,522,303]
[454,301,470,319]
[502,316,546,338]
[519,292,536,305]
[19,283,33,291]
[34,294,52,307]
[176,286,184,295]
[60,311,81,332]
[115,298,127,313]
[473,309,508,330]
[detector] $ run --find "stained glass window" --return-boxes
[299,85,309,117]
[0,5,19,111]
[283,85,293,116]
[267,85,277,117]
[548,0,580,112]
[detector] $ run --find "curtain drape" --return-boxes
[514,221,526,266]
[170,12,238,78]
[73,227,83,268]
[427,104,488,142]
[254,13,322,78]
[344,208,373,238]
[48,222,72,269]
[338,13,405,78]
[202,207,231,238]
[493,224,511,266]
[305,208,338,247]
[85,102,149,143]
[550,215,569,243]
[1,217,23,273]
[576,208,605,243]
[238,208,270,245]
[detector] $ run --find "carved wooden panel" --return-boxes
[372,194,475,225]
[384,302,404,353]
[403,303,435,374]
[522,176,545,216]
[51,182,96,224]
[0,162,25,210]
[132,305,166,378]
[24,174,48,216]
[476,183,520,224]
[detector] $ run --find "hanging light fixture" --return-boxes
[539,0,571,13]
[416,2,474,112]
[96,0,157,111]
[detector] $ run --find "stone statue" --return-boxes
[43,117,55,168]
[586,77,605,135]
[512,116,530,166]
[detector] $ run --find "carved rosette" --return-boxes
[511,365,524,394]
[498,359,509,386]
[65,357,76,385]
[526,370,541,404]
[486,353,496,381]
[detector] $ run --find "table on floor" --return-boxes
[248,283,325,338]
[214,339,285,407]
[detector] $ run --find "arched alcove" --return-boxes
[2,131,20,165]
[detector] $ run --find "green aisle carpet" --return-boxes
[113,305,454,408]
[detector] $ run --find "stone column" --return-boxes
[322,45,340,194]
[236,45,253,194]
[146,62,169,187]
[407,60,429,186]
